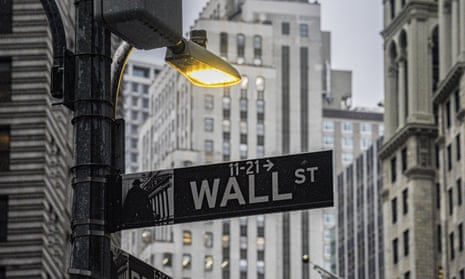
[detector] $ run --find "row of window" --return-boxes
[437,179,464,215]
[323,120,383,135]
[323,135,373,149]
[391,188,408,224]
[390,147,408,183]
[392,229,410,264]
[122,81,150,95]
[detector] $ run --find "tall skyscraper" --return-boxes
[0,0,74,277]
[121,60,162,173]
[336,137,384,279]
[124,0,352,278]
[381,0,465,278]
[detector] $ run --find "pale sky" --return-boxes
[131,0,384,108]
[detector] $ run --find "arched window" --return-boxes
[237,34,245,64]
[431,26,439,92]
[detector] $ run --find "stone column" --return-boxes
[452,0,459,62]
[439,1,452,78]
[460,0,465,55]
[385,64,399,138]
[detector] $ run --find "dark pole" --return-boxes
[68,0,113,277]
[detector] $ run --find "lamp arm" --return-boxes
[39,0,67,98]
[111,41,134,119]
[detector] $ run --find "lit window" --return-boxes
[237,34,245,63]
[182,254,191,269]
[299,23,309,37]
[241,75,249,90]
[204,117,214,132]
[223,120,231,132]
[223,96,231,110]
[204,255,213,271]
[205,95,214,110]
[183,230,192,245]
[222,234,230,248]
[256,76,265,91]
[0,126,10,171]
[162,253,172,267]
[204,232,213,247]
[323,120,334,131]
[239,259,248,272]
[256,237,265,250]
[256,215,265,227]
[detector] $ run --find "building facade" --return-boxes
[124,0,352,278]
[337,137,384,279]
[0,0,75,277]
[121,60,162,173]
[380,0,465,278]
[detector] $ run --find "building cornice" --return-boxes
[381,1,438,41]
[432,62,465,105]
[379,122,437,160]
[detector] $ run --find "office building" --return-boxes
[0,0,74,277]
[336,137,384,279]
[121,60,162,173]
[123,0,352,278]
[381,0,465,278]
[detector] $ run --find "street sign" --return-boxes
[116,150,333,230]
[112,247,172,279]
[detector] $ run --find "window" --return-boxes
[253,35,262,64]
[256,76,265,92]
[162,253,172,267]
[436,183,441,209]
[223,141,230,156]
[342,137,353,149]
[458,178,463,206]
[403,230,409,256]
[237,34,245,63]
[142,84,149,94]
[256,237,265,250]
[390,0,395,19]
[183,230,192,245]
[257,123,265,136]
[457,134,461,161]
[391,198,397,224]
[448,144,452,170]
[133,66,149,78]
[446,100,451,128]
[220,32,228,58]
[459,223,464,252]
[182,254,191,269]
[401,147,407,172]
[205,95,214,110]
[205,140,214,154]
[204,232,213,248]
[361,138,372,150]
[378,124,384,136]
[450,232,455,260]
[391,156,397,183]
[342,122,352,133]
[438,225,442,253]
[402,189,408,215]
[342,153,353,164]
[460,269,464,279]
[299,23,309,37]
[323,136,334,147]
[204,117,214,132]
[131,82,139,93]
[205,256,213,271]
[0,58,11,101]
[0,195,8,242]
[0,0,12,33]
[449,188,454,215]
[323,120,334,131]
[131,111,138,121]
[0,127,10,171]
[456,89,461,112]
[223,96,231,110]
[282,22,290,35]
[361,123,372,133]
[404,271,410,279]
[393,238,399,264]
[142,99,149,108]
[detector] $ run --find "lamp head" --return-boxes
[165,38,241,88]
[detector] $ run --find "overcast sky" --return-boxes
[131,0,384,108]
